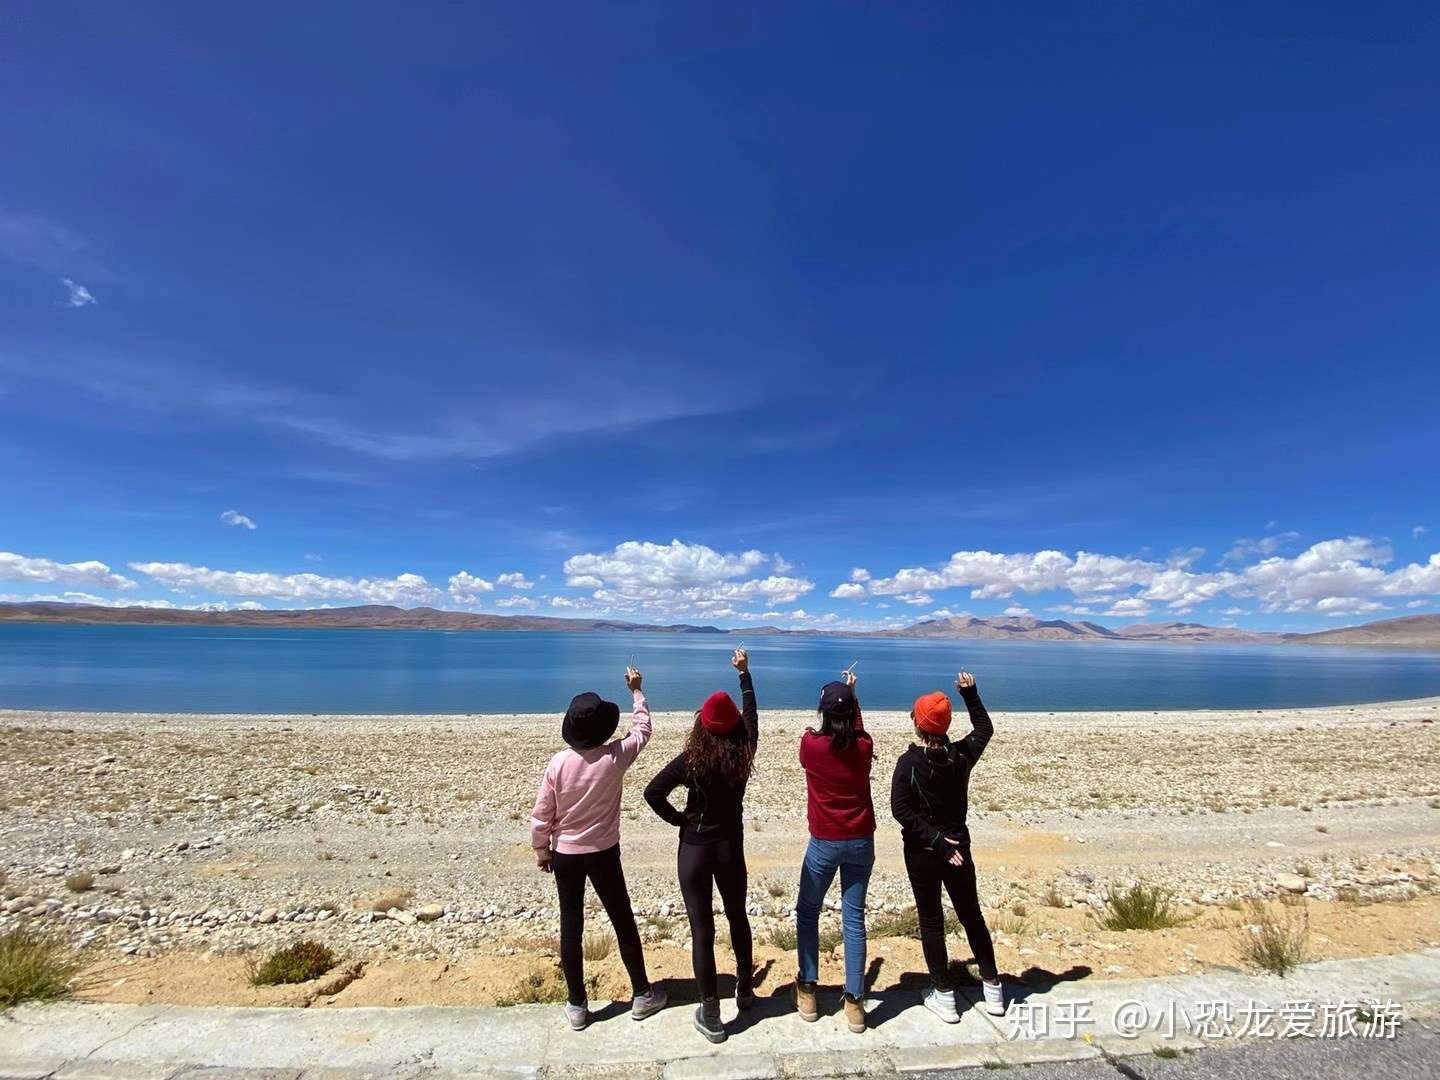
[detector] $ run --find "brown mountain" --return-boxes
[0,602,725,634]
[879,615,1276,643]
[5,601,1427,647]
[1285,614,1440,648]
[879,615,1108,640]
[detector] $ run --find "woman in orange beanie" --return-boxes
[889,671,1004,1023]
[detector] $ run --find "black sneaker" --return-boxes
[694,998,727,1043]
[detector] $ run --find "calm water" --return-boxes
[1,623,1439,714]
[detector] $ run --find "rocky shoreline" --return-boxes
[2,697,1438,1001]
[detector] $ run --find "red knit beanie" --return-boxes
[699,691,740,734]
[913,691,953,736]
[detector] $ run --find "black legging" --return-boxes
[551,844,650,1006]
[677,837,754,1000]
[903,842,998,988]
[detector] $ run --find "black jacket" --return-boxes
[889,685,992,851]
[644,670,758,844]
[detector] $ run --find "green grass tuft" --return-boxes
[248,940,336,986]
[1098,883,1190,931]
[1237,902,1309,976]
[0,927,83,1007]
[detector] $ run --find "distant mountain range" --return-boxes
[1280,613,1440,648]
[2,600,1437,648]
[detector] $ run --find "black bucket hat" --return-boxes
[562,691,621,750]
[818,680,857,717]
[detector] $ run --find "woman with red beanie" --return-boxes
[889,671,1003,1024]
[644,647,759,1044]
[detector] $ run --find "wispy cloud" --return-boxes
[497,572,534,590]
[0,352,750,463]
[1416,525,1430,540]
[0,214,92,275]
[220,509,257,530]
[60,278,96,308]
[1223,531,1301,563]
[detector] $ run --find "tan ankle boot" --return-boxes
[794,979,818,1022]
[843,993,866,1033]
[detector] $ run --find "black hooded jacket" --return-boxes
[644,670,758,845]
[889,685,993,852]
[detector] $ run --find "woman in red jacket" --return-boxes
[793,667,874,1034]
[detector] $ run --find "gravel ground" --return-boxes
[1,696,1438,1001]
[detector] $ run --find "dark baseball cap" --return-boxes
[818,680,856,716]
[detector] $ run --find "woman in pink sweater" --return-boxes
[531,665,667,1030]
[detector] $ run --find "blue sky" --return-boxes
[2,3,1438,631]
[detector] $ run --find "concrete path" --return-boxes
[1,950,1437,1079]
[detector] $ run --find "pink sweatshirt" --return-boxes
[530,690,653,855]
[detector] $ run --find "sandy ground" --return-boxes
[2,695,1438,1007]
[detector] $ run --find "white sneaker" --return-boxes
[983,979,1005,1016]
[923,987,960,1024]
[564,1001,589,1030]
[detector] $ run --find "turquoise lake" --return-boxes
[1,623,1439,714]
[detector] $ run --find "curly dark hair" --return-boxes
[683,715,756,787]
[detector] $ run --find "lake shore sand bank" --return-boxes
[1,696,1437,1007]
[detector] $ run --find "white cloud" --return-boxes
[447,571,494,604]
[495,595,538,610]
[867,536,1440,619]
[772,555,794,574]
[220,509,257,530]
[60,277,96,308]
[497,572,534,590]
[304,553,324,562]
[561,539,813,618]
[1167,547,1205,569]
[1415,526,1430,539]
[130,562,442,606]
[1215,607,1247,616]
[1315,597,1388,616]
[0,551,136,591]
[1002,606,1031,616]
[1223,531,1300,563]
[1106,597,1152,618]
[850,568,871,583]
[565,540,768,589]
[830,583,867,599]
[870,550,1155,601]
[895,592,933,606]
[0,591,165,607]
[1406,600,1430,609]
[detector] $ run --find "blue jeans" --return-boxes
[796,835,875,998]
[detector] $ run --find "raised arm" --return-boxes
[954,671,993,766]
[617,666,653,766]
[843,666,865,732]
[734,647,758,749]
[643,752,689,829]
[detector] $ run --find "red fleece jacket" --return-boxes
[798,708,875,840]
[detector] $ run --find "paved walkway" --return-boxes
[1,950,1437,1079]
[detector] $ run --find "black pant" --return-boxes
[677,837,753,1001]
[903,843,998,988]
[551,844,650,1007]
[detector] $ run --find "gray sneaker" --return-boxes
[631,984,668,1020]
[564,1001,589,1030]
